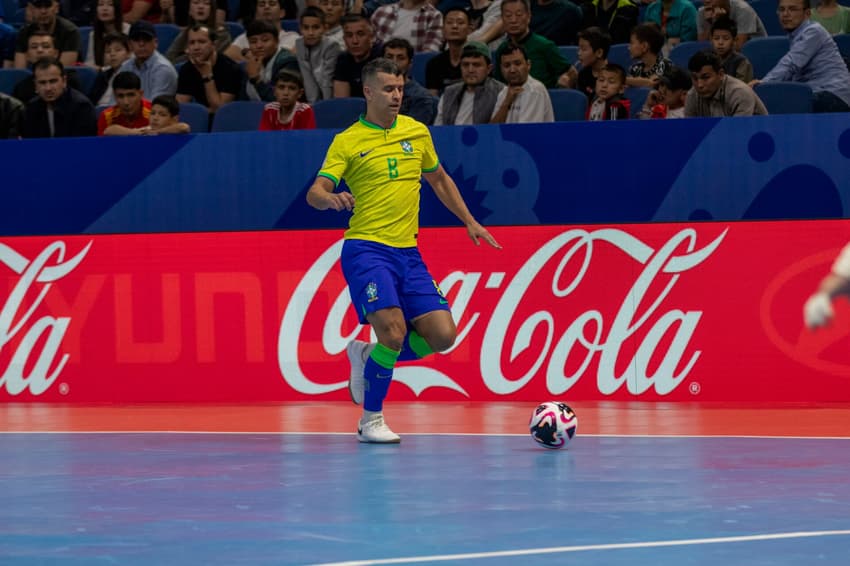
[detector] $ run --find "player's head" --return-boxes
[150,95,180,130]
[273,69,305,109]
[362,57,403,122]
[595,63,626,101]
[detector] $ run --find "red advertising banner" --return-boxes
[2,221,850,403]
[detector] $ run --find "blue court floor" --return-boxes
[1,432,849,565]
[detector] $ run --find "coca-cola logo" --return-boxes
[0,241,92,395]
[278,227,727,397]
[761,248,850,377]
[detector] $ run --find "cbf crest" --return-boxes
[366,281,379,302]
[400,140,413,153]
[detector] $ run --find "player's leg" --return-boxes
[397,248,454,361]
[408,309,457,354]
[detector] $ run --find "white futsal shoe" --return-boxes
[346,340,373,405]
[357,413,401,444]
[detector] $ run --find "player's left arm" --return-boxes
[423,165,501,249]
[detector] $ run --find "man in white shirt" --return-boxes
[491,43,554,123]
[225,0,300,63]
[435,41,505,125]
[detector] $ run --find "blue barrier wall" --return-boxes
[2,114,850,236]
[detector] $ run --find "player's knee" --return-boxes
[377,322,407,352]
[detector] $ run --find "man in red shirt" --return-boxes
[98,71,152,135]
[259,69,316,131]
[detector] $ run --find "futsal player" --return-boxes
[306,58,501,443]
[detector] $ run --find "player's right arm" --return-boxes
[306,176,355,211]
[804,243,850,329]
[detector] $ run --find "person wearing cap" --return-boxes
[13,0,80,69]
[685,49,767,117]
[639,65,691,118]
[435,40,504,125]
[118,19,178,98]
[425,6,472,96]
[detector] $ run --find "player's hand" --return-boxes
[466,222,501,249]
[324,191,355,212]
[804,292,833,329]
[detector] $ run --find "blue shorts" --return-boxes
[340,239,451,324]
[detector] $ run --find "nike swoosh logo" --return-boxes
[359,149,374,158]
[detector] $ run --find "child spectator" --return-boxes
[587,62,630,120]
[639,64,690,118]
[627,22,673,88]
[259,70,317,130]
[148,94,191,133]
[295,6,341,103]
[710,15,753,83]
[225,0,299,63]
[98,70,151,135]
[87,0,130,68]
[89,32,133,106]
[244,19,299,101]
[576,26,611,102]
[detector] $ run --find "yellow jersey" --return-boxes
[317,114,440,248]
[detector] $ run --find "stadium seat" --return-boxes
[225,21,245,40]
[558,45,578,66]
[70,65,98,97]
[313,97,366,129]
[669,40,711,69]
[411,51,437,86]
[607,43,633,70]
[624,86,651,118]
[741,36,790,79]
[754,82,813,114]
[154,23,182,54]
[210,100,265,132]
[834,34,850,58]
[78,26,92,63]
[281,19,299,32]
[548,88,587,122]
[0,68,30,96]
[179,101,212,133]
[1,0,23,24]
[749,0,786,37]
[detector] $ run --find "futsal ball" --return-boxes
[529,401,578,449]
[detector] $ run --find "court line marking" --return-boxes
[0,431,849,440]
[310,530,850,566]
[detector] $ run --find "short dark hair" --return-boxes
[600,63,626,84]
[688,49,723,72]
[188,23,217,42]
[383,37,414,61]
[112,71,142,91]
[361,57,401,85]
[275,68,304,89]
[500,0,530,15]
[300,6,326,23]
[443,6,470,22]
[25,26,54,44]
[246,19,279,39]
[710,15,738,38]
[631,23,665,55]
[341,13,370,27]
[499,42,529,64]
[151,94,180,116]
[103,31,129,50]
[578,26,612,59]
[32,56,62,75]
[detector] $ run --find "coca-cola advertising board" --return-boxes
[2,221,850,403]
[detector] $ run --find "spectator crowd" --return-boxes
[1,0,850,138]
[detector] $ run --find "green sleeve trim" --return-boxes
[317,172,339,186]
[422,160,440,173]
[370,343,400,369]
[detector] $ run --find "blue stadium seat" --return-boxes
[548,88,587,122]
[624,86,651,118]
[749,0,786,37]
[178,101,211,133]
[742,36,789,79]
[834,34,850,58]
[2,0,23,24]
[669,40,711,69]
[154,23,182,54]
[78,26,92,62]
[0,68,30,96]
[281,19,299,33]
[754,82,813,114]
[313,97,366,129]
[225,21,245,40]
[607,43,633,70]
[411,51,437,85]
[210,100,265,132]
[558,45,578,66]
[70,65,97,96]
